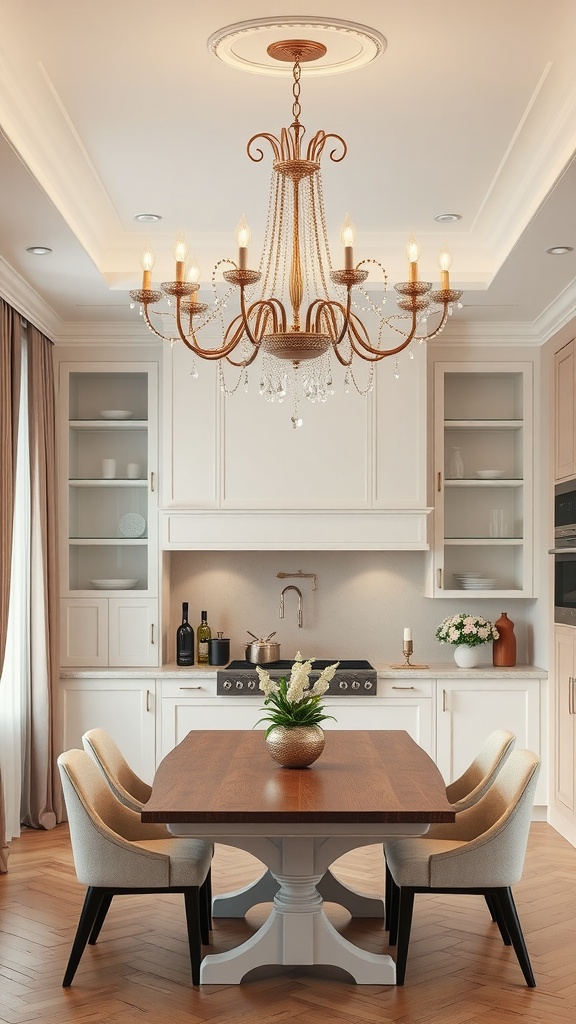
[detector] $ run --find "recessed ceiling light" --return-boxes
[26,246,52,255]
[546,246,573,255]
[434,213,462,223]
[134,213,162,223]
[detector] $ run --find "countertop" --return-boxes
[60,662,547,680]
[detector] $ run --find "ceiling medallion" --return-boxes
[208,17,386,77]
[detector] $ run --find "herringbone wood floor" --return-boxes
[1,822,576,1023]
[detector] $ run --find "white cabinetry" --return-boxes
[551,627,576,839]
[554,339,576,482]
[58,363,159,666]
[60,676,156,784]
[436,676,546,806]
[427,362,533,597]
[161,342,429,549]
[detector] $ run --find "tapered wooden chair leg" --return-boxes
[88,892,113,945]
[495,887,536,987]
[63,887,105,987]
[395,888,415,986]
[184,888,202,985]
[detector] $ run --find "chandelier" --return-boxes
[129,39,463,427]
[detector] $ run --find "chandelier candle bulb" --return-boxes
[140,247,155,290]
[406,235,420,283]
[438,247,452,290]
[404,627,412,642]
[236,215,251,270]
[340,214,355,270]
[173,234,189,283]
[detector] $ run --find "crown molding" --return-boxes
[0,256,61,338]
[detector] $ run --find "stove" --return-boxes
[216,659,377,696]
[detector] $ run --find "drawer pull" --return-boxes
[392,685,415,690]
[179,685,203,690]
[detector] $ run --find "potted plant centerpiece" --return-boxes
[435,613,499,668]
[256,653,339,767]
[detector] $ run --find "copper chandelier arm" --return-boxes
[346,309,419,361]
[173,298,250,361]
[307,130,347,164]
[142,305,180,343]
[247,131,282,163]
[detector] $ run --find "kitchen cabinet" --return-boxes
[554,338,576,481]
[60,676,156,783]
[160,340,430,550]
[426,362,534,597]
[436,676,546,807]
[58,362,160,666]
[549,626,576,842]
[156,675,434,764]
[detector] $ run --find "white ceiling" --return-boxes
[1,0,576,343]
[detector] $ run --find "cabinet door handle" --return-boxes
[442,688,447,712]
[146,689,151,712]
[437,471,442,492]
[179,685,202,690]
[150,623,155,645]
[150,471,155,492]
[437,568,442,589]
[392,685,415,690]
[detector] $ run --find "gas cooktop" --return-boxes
[216,659,377,696]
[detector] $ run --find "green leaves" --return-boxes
[255,674,336,731]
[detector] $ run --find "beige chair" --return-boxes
[385,748,540,986]
[385,729,516,928]
[82,727,212,933]
[58,749,213,987]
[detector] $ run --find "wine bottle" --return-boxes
[197,610,211,665]
[176,602,194,666]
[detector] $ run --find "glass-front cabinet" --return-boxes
[426,362,533,598]
[59,363,159,666]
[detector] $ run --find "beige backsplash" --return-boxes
[169,550,534,666]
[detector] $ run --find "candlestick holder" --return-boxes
[403,639,414,667]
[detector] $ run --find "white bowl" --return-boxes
[476,470,506,479]
[99,409,133,420]
[90,579,139,589]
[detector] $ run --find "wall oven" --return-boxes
[553,479,576,624]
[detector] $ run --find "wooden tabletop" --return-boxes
[142,730,455,826]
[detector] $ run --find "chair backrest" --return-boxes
[445,728,516,811]
[82,728,151,811]
[58,749,169,889]
[430,749,540,889]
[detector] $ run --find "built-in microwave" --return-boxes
[553,479,576,624]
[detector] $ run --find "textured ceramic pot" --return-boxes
[453,644,481,668]
[265,725,325,768]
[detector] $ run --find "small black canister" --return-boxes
[208,632,230,666]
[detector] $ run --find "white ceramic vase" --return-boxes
[453,644,481,668]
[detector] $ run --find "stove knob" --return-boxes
[338,679,348,690]
[247,679,256,690]
[364,680,373,690]
[223,679,232,690]
[235,680,243,690]
[351,679,360,690]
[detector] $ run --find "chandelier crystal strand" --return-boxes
[129,37,462,425]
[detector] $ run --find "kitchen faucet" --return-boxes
[279,585,303,628]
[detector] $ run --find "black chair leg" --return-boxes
[485,892,511,945]
[63,886,105,987]
[199,880,210,945]
[88,892,113,945]
[388,876,400,945]
[385,861,392,930]
[395,888,415,986]
[494,887,536,987]
[184,887,202,985]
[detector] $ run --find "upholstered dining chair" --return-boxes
[385,748,540,986]
[82,727,212,932]
[58,749,213,987]
[385,728,516,928]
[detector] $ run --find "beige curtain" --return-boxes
[0,299,21,872]
[20,324,61,829]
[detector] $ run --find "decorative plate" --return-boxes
[476,470,506,479]
[118,512,146,537]
[90,579,139,589]
[99,409,133,419]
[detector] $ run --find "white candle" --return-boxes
[404,627,412,642]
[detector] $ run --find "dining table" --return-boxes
[141,729,454,985]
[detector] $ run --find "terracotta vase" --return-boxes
[265,725,325,768]
[453,644,481,668]
[493,612,516,667]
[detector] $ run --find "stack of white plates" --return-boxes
[453,572,498,589]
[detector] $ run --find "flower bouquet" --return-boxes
[255,652,339,735]
[435,613,499,647]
